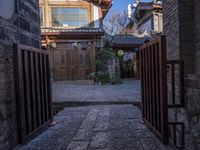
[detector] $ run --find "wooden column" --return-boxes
[91,38,96,72]
[44,0,50,27]
[136,51,140,79]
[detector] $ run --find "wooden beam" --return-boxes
[102,1,113,18]
[99,0,102,5]
[41,31,104,36]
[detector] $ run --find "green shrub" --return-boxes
[96,48,113,72]
[94,48,114,84]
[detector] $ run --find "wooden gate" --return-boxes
[140,36,168,144]
[52,43,92,81]
[13,44,52,143]
[140,36,185,148]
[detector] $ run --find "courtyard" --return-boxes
[52,80,141,104]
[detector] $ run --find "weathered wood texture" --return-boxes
[140,35,168,144]
[13,44,52,143]
[52,43,93,80]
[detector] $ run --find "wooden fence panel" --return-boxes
[13,44,52,143]
[140,36,185,148]
[140,36,168,144]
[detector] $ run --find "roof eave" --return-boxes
[112,44,142,48]
[41,31,104,36]
[102,1,113,19]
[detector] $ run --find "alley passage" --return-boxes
[18,105,176,150]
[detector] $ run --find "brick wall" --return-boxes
[163,0,200,149]
[179,0,195,74]
[163,0,180,60]
[0,0,40,149]
[194,0,200,74]
[164,0,195,74]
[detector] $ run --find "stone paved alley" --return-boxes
[18,105,176,150]
[16,80,177,150]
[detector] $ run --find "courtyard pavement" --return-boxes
[52,79,141,103]
[18,105,176,150]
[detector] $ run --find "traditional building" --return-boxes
[112,1,162,80]
[111,35,146,79]
[122,1,163,36]
[39,0,112,81]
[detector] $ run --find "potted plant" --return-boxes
[89,72,96,80]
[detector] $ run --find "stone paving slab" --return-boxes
[17,105,177,150]
[52,80,141,103]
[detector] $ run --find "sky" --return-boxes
[108,0,153,15]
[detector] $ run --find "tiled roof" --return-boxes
[112,35,147,46]
[137,2,162,7]
[41,27,104,33]
[138,2,153,7]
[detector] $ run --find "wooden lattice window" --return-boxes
[51,7,88,27]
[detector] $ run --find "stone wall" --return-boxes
[0,0,40,149]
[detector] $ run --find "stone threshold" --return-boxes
[53,101,141,107]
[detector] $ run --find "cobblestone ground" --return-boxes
[52,80,141,103]
[18,105,176,150]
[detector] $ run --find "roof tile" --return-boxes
[112,35,147,46]
[41,27,104,33]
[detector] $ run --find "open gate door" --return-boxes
[140,36,168,144]
[13,44,53,143]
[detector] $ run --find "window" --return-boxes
[154,14,159,31]
[39,7,44,26]
[51,7,88,27]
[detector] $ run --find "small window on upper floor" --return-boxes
[51,7,89,27]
